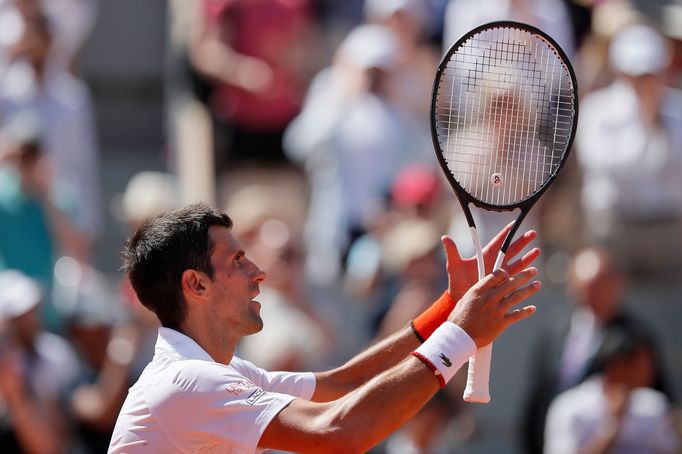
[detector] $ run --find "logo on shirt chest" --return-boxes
[226,379,258,396]
[246,387,265,405]
[225,378,265,405]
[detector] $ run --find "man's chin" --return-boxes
[245,315,264,336]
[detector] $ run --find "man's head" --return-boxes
[609,24,670,122]
[11,14,52,69]
[588,326,656,390]
[0,270,43,347]
[567,246,624,323]
[121,203,236,330]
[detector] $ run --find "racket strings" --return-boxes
[435,26,575,206]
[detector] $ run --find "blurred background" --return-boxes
[0,0,681,452]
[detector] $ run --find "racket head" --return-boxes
[431,20,578,212]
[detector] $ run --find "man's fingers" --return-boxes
[504,305,537,325]
[503,230,538,262]
[501,280,542,310]
[479,268,509,288]
[505,247,541,275]
[494,267,537,295]
[441,235,462,271]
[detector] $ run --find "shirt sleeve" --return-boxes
[231,356,316,400]
[145,360,299,453]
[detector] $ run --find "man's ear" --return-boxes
[181,269,210,302]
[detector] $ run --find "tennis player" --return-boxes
[108,203,541,453]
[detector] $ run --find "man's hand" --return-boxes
[448,268,540,348]
[441,223,540,302]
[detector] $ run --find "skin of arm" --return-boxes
[188,9,272,93]
[0,349,64,454]
[259,248,541,452]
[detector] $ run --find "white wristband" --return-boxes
[412,322,476,387]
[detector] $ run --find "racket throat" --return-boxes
[493,251,506,271]
[469,226,486,280]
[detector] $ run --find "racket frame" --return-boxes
[430,20,579,402]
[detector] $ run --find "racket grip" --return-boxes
[463,343,492,403]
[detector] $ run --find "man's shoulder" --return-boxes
[143,355,247,392]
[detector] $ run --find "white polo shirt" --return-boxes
[108,327,316,453]
[544,377,679,453]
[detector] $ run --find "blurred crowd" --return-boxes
[0,0,681,452]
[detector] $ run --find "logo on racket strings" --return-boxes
[490,173,503,187]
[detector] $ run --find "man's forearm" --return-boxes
[262,323,475,453]
[262,268,539,453]
[317,356,441,452]
[312,325,420,402]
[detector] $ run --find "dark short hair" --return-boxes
[121,203,232,329]
[586,325,655,376]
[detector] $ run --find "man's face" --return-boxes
[569,249,622,323]
[206,226,266,338]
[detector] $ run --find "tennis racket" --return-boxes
[431,21,578,403]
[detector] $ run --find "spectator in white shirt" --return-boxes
[576,23,682,278]
[0,269,80,453]
[0,11,101,241]
[544,325,680,453]
[442,0,575,57]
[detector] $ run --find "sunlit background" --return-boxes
[0,0,680,452]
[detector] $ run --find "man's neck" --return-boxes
[179,318,237,366]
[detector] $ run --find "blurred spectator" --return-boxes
[662,2,682,87]
[442,0,575,56]
[285,24,432,284]
[577,0,644,93]
[373,218,445,339]
[544,325,680,453]
[575,23,682,278]
[390,164,446,222]
[0,113,89,332]
[188,0,318,169]
[111,171,181,231]
[344,164,448,300]
[0,0,97,72]
[521,246,673,454]
[0,10,101,240]
[0,269,79,453]
[364,0,441,137]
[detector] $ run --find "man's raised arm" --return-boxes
[259,266,541,453]
[311,227,540,402]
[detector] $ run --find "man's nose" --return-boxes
[250,260,266,283]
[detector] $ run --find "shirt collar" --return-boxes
[155,327,215,362]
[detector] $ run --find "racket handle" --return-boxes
[463,343,492,403]
[464,249,505,403]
